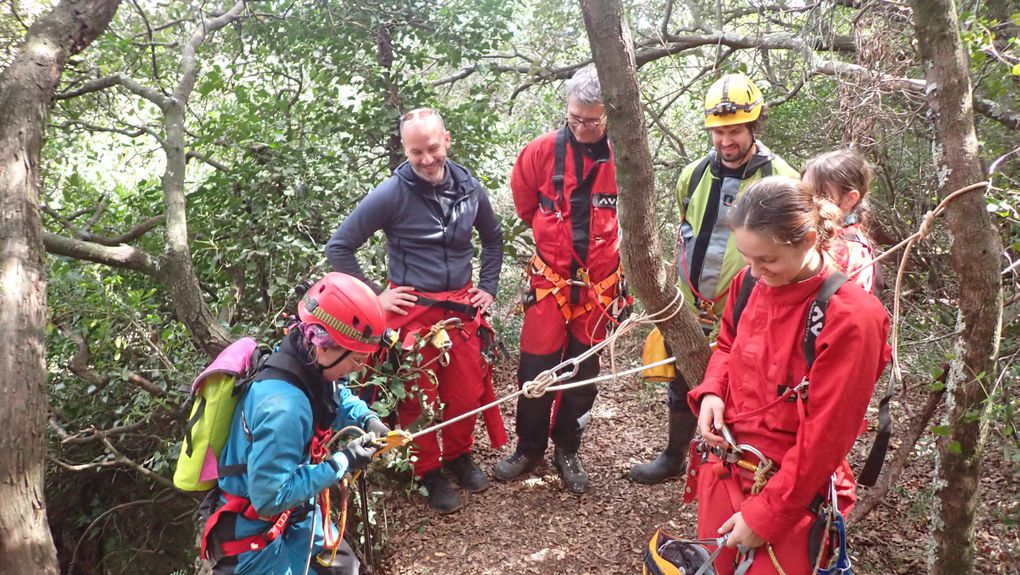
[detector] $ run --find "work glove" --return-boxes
[365,416,390,437]
[333,433,379,476]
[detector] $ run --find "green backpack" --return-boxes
[173,337,268,491]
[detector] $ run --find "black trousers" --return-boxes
[515,335,600,455]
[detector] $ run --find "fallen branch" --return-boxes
[849,385,945,525]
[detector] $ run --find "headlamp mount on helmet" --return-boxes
[705,97,763,118]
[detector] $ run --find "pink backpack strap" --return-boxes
[190,337,259,393]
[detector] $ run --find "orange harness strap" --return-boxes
[529,254,621,321]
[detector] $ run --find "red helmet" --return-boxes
[297,273,386,354]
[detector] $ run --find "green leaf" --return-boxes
[947,441,963,454]
[931,425,951,436]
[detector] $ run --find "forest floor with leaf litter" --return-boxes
[364,336,1018,575]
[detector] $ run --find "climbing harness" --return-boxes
[687,424,853,575]
[525,253,628,323]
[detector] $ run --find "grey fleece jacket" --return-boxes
[325,159,503,295]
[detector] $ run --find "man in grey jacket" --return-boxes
[325,108,504,514]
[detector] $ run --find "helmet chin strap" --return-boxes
[317,348,352,373]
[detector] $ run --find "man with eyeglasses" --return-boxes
[493,64,629,495]
[630,73,799,485]
[325,108,505,514]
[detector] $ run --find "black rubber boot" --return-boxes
[422,470,464,514]
[444,452,490,493]
[629,409,697,484]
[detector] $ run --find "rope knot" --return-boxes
[522,371,556,398]
[917,210,937,240]
[751,459,773,495]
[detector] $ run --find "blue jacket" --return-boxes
[216,334,379,574]
[325,160,503,295]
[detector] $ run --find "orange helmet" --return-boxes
[297,273,387,354]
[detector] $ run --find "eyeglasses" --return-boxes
[565,115,606,129]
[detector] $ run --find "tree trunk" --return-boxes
[0,1,119,573]
[579,0,713,386]
[376,24,404,171]
[910,2,1004,573]
[162,100,231,357]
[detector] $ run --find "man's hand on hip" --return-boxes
[468,288,495,312]
[379,286,417,316]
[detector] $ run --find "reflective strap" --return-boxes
[692,175,741,299]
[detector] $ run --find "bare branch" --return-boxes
[44,233,160,276]
[128,0,162,87]
[54,73,173,109]
[54,323,110,392]
[59,422,148,445]
[431,63,532,87]
[660,0,675,39]
[43,204,164,246]
[973,96,1020,131]
[174,1,247,105]
[101,215,165,245]
[100,435,175,489]
[634,31,854,66]
[126,373,166,397]
[48,455,122,472]
[51,435,174,490]
[186,149,229,172]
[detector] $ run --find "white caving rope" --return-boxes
[410,286,687,440]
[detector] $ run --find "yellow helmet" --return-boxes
[643,530,715,575]
[703,73,763,128]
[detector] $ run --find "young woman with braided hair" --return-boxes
[686,177,891,574]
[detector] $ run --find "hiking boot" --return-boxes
[492,450,543,481]
[422,470,464,514]
[444,452,490,493]
[553,447,589,494]
[630,410,698,485]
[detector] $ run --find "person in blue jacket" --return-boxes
[201,273,392,575]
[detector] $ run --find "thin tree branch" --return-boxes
[99,435,175,489]
[43,206,164,246]
[174,1,247,105]
[54,323,110,392]
[54,73,173,109]
[44,233,160,276]
[185,149,229,172]
[59,422,148,445]
[125,373,166,397]
[848,387,945,525]
[128,0,162,88]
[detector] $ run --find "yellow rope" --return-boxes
[767,543,788,575]
[751,459,773,495]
